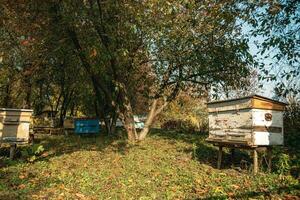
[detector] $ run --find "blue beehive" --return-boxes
[74,118,100,135]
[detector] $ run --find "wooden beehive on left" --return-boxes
[0,108,33,143]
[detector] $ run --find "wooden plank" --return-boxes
[252,98,285,111]
[208,109,253,144]
[253,126,282,133]
[0,123,30,139]
[208,98,252,113]
[0,116,31,122]
[252,95,287,105]
[0,111,32,116]
[209,110,252,130]
[206,139,251,146]
[253,132,283,145]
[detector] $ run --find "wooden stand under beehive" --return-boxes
[0,108,33,159]
[206,95,287,174]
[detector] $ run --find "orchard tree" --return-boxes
[0,1,91,121]
[137,0,254,140]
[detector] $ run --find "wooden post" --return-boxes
[253,149,258,174]
[230,148,235,165]
[217,146,223,169]
[267,147,272,172]
[9,144,16,160]
[64,129,69,136]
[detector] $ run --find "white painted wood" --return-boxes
[252,109,283,145]
[253,132,283,145]
[252,109,283,127]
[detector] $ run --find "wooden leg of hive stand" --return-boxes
[9,144,16,160]
[217,146,223,169]
[230,148,235,166]
[253,149,258,174]
[267,147,272,172]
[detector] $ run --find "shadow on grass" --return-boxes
[0,132,133,199]
[202,183,300,200]
[150,129,252,170]
[0,172,62,200]
[37,133,133,159]
[0,131,130,168]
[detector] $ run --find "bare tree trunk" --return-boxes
[138,99,168,141]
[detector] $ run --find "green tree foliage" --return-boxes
[0,1,93,123]
[245,0,300,97]
[213,69,260,100]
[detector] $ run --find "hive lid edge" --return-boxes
[0,108,34,112]
[207,94,288,106]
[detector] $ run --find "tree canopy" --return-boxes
[3,0,294,140]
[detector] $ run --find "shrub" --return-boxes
[158,92,208,133]
[274,153,291,175]
[21,144,45,162]
[161,119,201,132]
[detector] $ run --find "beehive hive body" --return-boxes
[74,118,100,134]
[207,95,286,147]
[0,108,33,143]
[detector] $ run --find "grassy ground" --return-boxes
[0,130,299,200]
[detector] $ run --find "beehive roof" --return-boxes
[207,94,287,105]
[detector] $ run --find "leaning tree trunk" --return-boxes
[138,99,158,141]
[138,99,168,141]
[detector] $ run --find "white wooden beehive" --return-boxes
[206,95,287,146]
[0,108,33,143]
